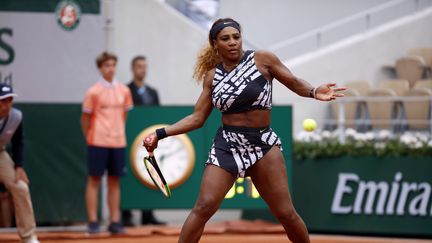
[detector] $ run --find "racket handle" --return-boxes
[144,136,154,155]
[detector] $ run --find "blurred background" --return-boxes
[0,0,431,241]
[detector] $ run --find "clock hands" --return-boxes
[158,146,184,165]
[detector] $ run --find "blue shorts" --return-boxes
[87,146,126,177]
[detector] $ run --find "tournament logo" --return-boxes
[55,0,81,31]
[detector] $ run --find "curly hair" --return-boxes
[193,18,241,82]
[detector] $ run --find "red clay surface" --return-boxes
[2,233,431,243]
[0,220,431,243]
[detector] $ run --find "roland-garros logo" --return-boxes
[331,172,431,216]
[55,0,81,31]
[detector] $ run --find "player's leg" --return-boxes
[86,146,107,224]
[107,176,121,222]
[106,147,126,233]
[121,210,133,226]
[178,165,236,243]
[85,176,101,222]
[0,151,37,241]
[248,146,310,243]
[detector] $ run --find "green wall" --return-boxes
[13,103,430,238]
[13,104,292,223]
[293,156,432,237]
[15,103,87,224]
[122,106,293,209]
[0,0,100,14]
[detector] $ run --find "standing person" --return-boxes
[144,18,346,243]
[81,52,133,234]
[122,56,164,226]
[0,84,39,243]
[127,56,160,106]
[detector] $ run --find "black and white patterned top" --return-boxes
[212,50,272,114]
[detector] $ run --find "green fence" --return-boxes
[13,104,292,223]
[15,103,87,224]
[10,103,431,237]
[121,106,293,209]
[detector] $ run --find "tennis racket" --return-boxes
[143,139,172,198]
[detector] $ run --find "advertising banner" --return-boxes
[293,156,432,237]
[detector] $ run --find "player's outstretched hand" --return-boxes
[315,83,347,101]
[143,132,158,153]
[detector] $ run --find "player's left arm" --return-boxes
[256,50,346,101]
[124,88,134,121]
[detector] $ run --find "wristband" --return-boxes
[156,128,168,140]
[309,88,315,98]
[309,87,317,99]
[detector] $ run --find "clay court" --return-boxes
[1,231,432,243]
[14,235,432,243]
[1,221,431,243]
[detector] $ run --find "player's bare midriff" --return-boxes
[221,109,271,128]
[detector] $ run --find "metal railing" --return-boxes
[330,95,432,143]
[269,0,432,60]
[167,0,432,56]
[166,0,218,29]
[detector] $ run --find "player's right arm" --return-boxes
[144,69,215,151]
[81,113,91,138]
[81,89,95,139]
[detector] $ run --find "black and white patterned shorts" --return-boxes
[205,125,282,178]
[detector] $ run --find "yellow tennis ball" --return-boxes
[303,118,317,132]
[236,186,245,194]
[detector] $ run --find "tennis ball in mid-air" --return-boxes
[303,118,317,132]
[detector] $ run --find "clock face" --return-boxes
[130,124,195,190]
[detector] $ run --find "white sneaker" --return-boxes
[22,235,40,243]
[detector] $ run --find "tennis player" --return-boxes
[144,18,346,243]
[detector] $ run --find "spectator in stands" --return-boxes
[0,84,39,243]
[81,52,133,234]
[123,55,164,226]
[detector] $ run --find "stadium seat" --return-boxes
[367,88,397,129]
[395,56,426,87]
[402,88,432,130]
[330,89,360,128]
[414,79,432,90]
[378,79,410,96]
[408,47,432,67]
[344,80,371,96]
